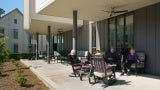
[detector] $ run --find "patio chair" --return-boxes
[77,51,90,60]
[69,54,82,77]
[130,52,146,75]
[88,55,116,86]
[54,51,68,63]
[79,58,92,81]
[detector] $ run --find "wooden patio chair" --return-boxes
[88,55,116,86]
[131,52,146,75]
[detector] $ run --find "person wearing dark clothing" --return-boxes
[106,48,119,64]
[120,47,129,63]
[121,49,139,75]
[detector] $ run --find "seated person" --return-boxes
[105,48,119,65]
[69,50,80,64]
[121,49,139,75]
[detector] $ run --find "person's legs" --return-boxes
[126,61,134,75]
[121,62,127,75]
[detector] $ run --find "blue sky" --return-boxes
[0,0,23,14]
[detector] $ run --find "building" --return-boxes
[0,8,47,55]
[24,0,160,75]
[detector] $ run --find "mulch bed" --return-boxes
[0,61,49,90]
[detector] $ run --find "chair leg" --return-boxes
[103,77,108,85]
[94,75,97,83]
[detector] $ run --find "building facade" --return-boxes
[0,8,47,54]
[61,3,160,75]
[24,0,160,75]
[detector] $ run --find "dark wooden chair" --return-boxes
[69,55,82,77]
[54,51,68,63]
[131,52,146,75]
[88,55,116,86]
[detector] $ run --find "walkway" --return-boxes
[21,60,160,90]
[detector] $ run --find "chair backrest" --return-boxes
[91,55,107,73]
[137,52,145,62]
[77,51,89,57]
[54,51,61,57]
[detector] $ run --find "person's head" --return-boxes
[130,49,135,55]
[70,50,76,55]
[110,48,115,53]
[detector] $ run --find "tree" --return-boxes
[0,36,10,76]
[0,8,5,18]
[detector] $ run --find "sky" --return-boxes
[0,0,23,14]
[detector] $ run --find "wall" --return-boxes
[63,21,89,52]
[0,9,29,54]
[134,3,160,75]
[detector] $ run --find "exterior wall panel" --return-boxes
[156,3,160,75]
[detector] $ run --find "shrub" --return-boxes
[0,67,3,76]
[16,76,27,86]
[16,68,24,76]
[13,61,20,67]
[0,37,10,76]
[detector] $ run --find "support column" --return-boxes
[72,10,77,51]
[47,26,51,64]
[36,32,39,60]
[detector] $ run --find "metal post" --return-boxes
[47,26,51,64]
[73,10,77,51]
[36,32,39,60]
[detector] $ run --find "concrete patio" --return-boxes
[21,59,160,90]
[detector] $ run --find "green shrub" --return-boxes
[13,61,19,67]
[0,67,3,76]
[16,76,27,86]
[10,58,15,63]
[16,68,24,76]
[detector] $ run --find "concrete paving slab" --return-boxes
[21,59,160,90]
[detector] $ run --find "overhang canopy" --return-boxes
[36,0,160,21]
[24,0,83,35]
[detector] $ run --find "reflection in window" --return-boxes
[92,23,96,53]
[125,14,134,47]
[117,16,124,50]
[108,13,134,50]
[13,44,18,53]
[0,27,4,37]
[13,29,18,39]
[14,19,17,24]
[109,18,116,49]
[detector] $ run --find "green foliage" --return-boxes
[0,36,10,76]
[0,67,3,76]
[16,68,24,76]
[125,42,133,49]
[10,58,15,63]
[0,37,10,62]
[16,76,27,86]
[12,61,20,67]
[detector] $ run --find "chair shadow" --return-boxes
[101,80,131,88]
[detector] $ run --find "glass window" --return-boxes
[125,14,134,47]
[109,18,116,49]
[14,19,17,24]
[108,13,134,50]
[13,29,18,39]
[0,27,4,34]
[117,16,124,50]
[92,23,96,53]
[0,27,4,37]
[13,44,18,53]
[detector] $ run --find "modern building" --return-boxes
[24,0,160,75]
[0,8,47,55]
